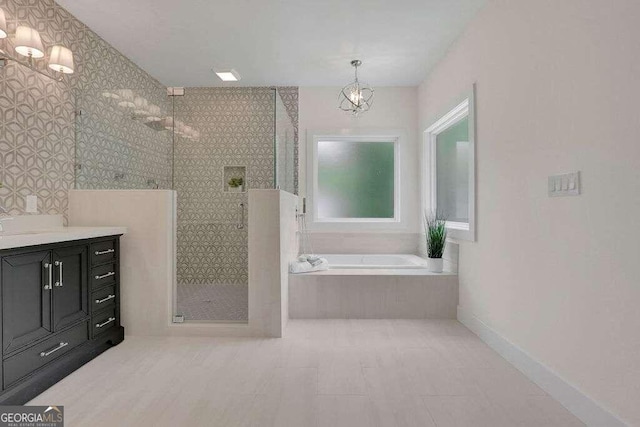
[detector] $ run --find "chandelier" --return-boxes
[338,59,374,117]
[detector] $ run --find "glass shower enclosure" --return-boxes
[75,83,296,324]
[171,87,296,323]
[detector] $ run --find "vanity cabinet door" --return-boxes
[2,251,53,354]
[52,245,89,331]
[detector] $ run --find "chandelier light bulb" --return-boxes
[350,89,362,105]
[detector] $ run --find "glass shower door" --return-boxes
[274,88,297,194]
[171,88,276,322]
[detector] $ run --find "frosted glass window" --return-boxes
[435,118,469,223]
[425,89,475,241]
[317,140,395,219]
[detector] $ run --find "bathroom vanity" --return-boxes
[0,225,126,404]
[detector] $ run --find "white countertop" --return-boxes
[0,226,127,250]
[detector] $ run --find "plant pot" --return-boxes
[228,185,243,193]
[427,257,443,273]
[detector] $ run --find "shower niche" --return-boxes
[224,166,246,193]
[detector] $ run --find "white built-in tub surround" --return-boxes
[0,214,126,250]
[289,253,458,319]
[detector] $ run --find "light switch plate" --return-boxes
[26,195,38,213]
[548,171,580,197]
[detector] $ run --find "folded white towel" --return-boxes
[289,257,329,274]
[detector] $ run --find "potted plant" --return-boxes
[228,177,244,193]
[424,212,447,273]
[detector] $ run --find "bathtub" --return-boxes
[289,254,457,319]
[319,254,428,269]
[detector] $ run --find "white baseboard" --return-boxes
[457,306,627,427]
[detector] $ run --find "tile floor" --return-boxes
[177,284,248,322]
[29,320,583,426]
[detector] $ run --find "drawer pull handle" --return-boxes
[95,272,115,280]
[95,249,115,256]
[95,294,116,304]
[40,341,68,357]
[96,317,116,328]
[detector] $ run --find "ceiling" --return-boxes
[56,0,486,87]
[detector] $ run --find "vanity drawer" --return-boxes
[91,285,117,313]
[91,263,117,289]
[91,240,116,266]
[4,321,89,387]
[92,308,117,337]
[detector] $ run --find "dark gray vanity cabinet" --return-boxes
[1,251,53,354]
[0,235,124,404]
[52,245,89,331]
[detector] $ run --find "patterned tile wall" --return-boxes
[173,87,298,286]
[74,82,172,190]
[173,87,275,285]
[0,0,171,217]
[0,0,300,288]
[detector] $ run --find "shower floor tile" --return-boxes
[177,284,248,322]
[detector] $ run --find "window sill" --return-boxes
[306,220,409,233]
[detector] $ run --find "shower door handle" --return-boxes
[237,202,244,229]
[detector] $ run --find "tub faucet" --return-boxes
[296,197,307,219]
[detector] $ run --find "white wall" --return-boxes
[279,191,300,329]
[298,86,421,252]
[69,190,176,337]
[418,0,640,424]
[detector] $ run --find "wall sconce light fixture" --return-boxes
[14,26,45,59]
[0,8,75,80]
[48,45,74,74]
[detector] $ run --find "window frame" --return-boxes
[423,86,476,241]
[307,130,403,230]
